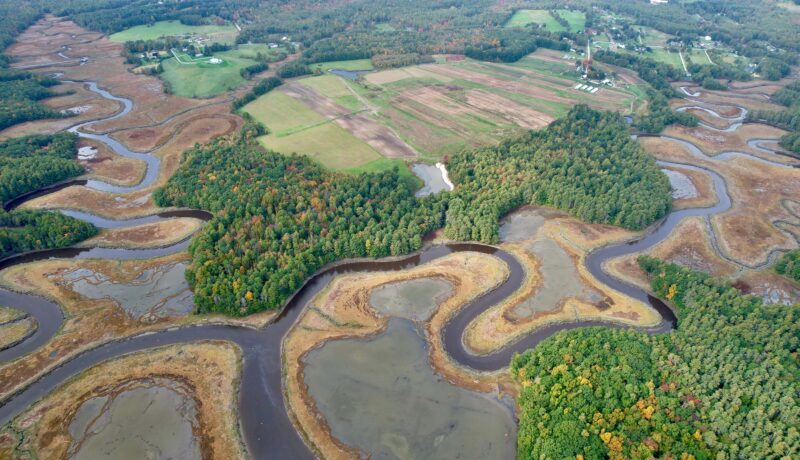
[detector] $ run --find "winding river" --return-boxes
[0,81,795,458]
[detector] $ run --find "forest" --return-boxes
[775,249,800,282]
[511,256,799,459]
[747,81,800,153]
[0,69,68,131]
[445,105,672,242]
[0,133,96,258]
[0,133,83,205]
[157,106,671,314]
[154,125,446,315]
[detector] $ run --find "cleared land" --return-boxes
[160,46,276,98]
[359,53,633,159]
[246,54,635,167]
[505,9,585,33]
[108,20,238,44]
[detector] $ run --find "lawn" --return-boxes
[505,9,584,33]
[242,90,381,170]
[160,46,271,98]
[310,59,374,72]
[649,48,684,70]
[109,20,238,44]
[686,48,714,65]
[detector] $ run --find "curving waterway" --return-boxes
[0,81,795,458]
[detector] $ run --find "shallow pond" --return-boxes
[498,209,603,317]
[67,378,201,460]
[498,210,547,242]
[411,163,452,197]
[304,319,516,460]
[329,69,371,81]
[369,278,452,321]
[61,262,193,321]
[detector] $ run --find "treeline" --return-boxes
[0,132,97,258]
[276,61,310,78]
[54,0,251,34]
[231,76,282,110]
[593,50,697,132]
[156,106,672,314]
[445,105,671,241]
[748,81,800,153]
[464,30,568,63]
[0,69,68,131]
[511,256,800,459]
[154,124,445,315]
[371,53,434,70]
[775,249,800,282]
[0,133,83,204]
[0,210,97,258]
[239,62,267,80]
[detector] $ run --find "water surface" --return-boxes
[67,379,201,460]
[304,319,516,460]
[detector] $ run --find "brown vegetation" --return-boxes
[78,217,204,249]
[639,135,800,268]
[283,252,512,460]
[0,254,276,400]
[281,83,417,158]
[463,209,660,355]
[0,342,246,459]
[78,138,146,186]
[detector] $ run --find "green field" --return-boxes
[685,48,714,65]
[160,45,277,98]
[505,9,585,33]
[299,75,364,112]
[310,59,374,72]
[109,20,238,44]
[242,90,382,170]
[649,48,685,70]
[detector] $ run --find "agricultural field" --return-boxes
[241,89,386,171]
[244,54,638,168]
[108,20,238,44]
[505,9,585,33]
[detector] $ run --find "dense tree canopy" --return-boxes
[512,256,800,459]
[0,132,96,258]
[0,133,83,204]
[445,105,672,242]
[775,249,800,282]
[748,81,800,154]
[157,106,672,314]
[154,127,445,315]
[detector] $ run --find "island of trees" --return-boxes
[156,106,671,315]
